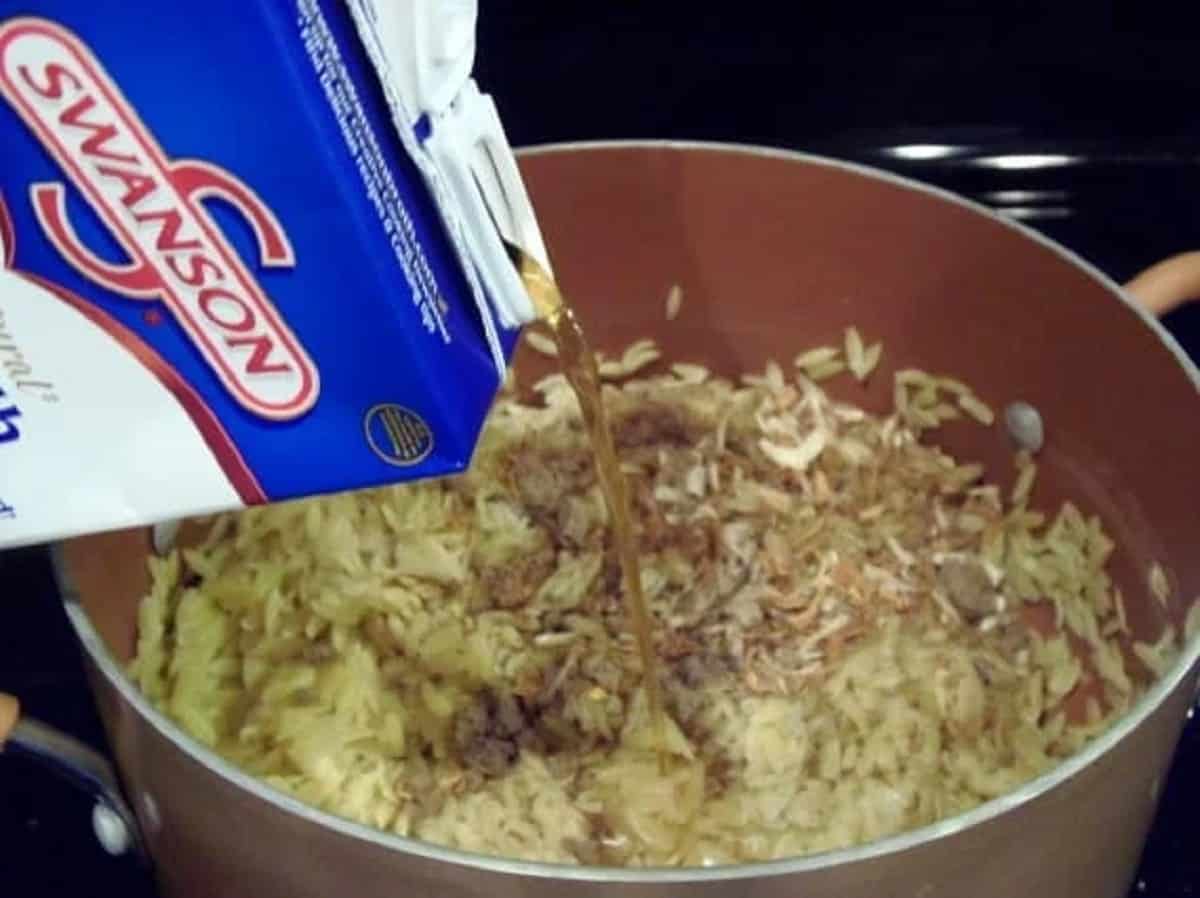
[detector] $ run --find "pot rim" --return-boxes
[55,138,1200,884]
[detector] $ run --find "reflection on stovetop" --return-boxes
[814,134,1200,296]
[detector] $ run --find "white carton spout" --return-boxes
[344,0,547,346]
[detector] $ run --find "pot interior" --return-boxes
[61,142,1200,711]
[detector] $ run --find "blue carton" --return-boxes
[0,0,545,548]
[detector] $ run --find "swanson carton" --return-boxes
[0,0,550,549]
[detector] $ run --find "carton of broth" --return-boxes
[0,0,551,549]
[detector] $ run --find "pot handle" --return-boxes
[0,691,145,861]
[1124,252,1200,316]
[1124,259,1200,706]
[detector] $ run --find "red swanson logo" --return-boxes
[0,18,319,420]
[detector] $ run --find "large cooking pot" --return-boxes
[14,142,1200,897]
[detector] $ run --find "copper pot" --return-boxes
[19,142,1200,897]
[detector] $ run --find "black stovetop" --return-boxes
[4,4,1200,896]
